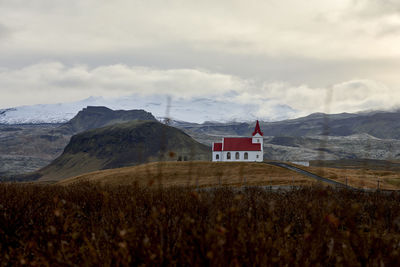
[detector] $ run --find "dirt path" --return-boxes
[265,161,350,188]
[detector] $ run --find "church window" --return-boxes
[227,152,231,160]
[235,152,240,159]
[244,152,248,160]
[216,154,219,160]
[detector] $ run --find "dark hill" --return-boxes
[57,106,157,134]
[36,120,210,182]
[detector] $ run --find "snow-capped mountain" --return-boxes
[0,95,297,124]
[0,97,105,124]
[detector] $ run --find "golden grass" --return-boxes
[58,161,317,187]
[298,165,400,190]
[58,161,400,190]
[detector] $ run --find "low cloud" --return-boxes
[351,0,400,17]
[0,62,247,106]
[1,0,400,61]
[0,0,399,97]
[0,62,399,121]
[0,23,11,39]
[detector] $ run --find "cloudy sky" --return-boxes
[0,0,399,119]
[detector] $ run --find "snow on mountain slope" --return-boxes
[0,97,105,124]
[0,95,297,124]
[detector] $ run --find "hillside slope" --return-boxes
[36,120,210,182]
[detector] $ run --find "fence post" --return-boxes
[270,176,272,191]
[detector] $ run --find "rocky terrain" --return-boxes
[182,131,400,162]
[174,110,400,162]
[0,124,70,177]
[262,134,400,161]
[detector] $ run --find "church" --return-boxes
[212,120,264,162]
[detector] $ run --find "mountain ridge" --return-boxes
[175,110,400,140]
[57,106,157,134]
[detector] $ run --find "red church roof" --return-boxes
[213,143,222,151]
[212,121,263,152]
[222,138,261,151]
[252,120,263,136]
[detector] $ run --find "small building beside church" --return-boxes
[212,120,264,162]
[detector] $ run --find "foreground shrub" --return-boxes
[0,183,400,266]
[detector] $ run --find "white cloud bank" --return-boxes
[1,0,399,59]
[0,0,399,119]
[0,0,400,86]
[0,62,398,121]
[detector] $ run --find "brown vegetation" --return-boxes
[1,183,400,265]
[58,162,316,187]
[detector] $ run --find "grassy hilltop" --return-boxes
[58,161,316,187]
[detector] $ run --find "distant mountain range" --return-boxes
[0,95,296,124]
[175,110,400,140]
[1,104,399,181]
[2,96,398,138]
[174,110,400,161]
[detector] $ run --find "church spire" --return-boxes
[252,120,263,136]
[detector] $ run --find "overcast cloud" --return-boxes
[0,0,399,120]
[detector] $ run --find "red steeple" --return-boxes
[252,120,263,136]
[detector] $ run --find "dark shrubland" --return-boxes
[1,183,400,266]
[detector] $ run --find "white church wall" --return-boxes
[252,133,263,145]
[212,151,222,162]
[217,151,263,162]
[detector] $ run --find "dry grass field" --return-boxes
[58,162,317,187]
[58,161,400,190]
[2,183,400,265]
[298,165,400,190]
